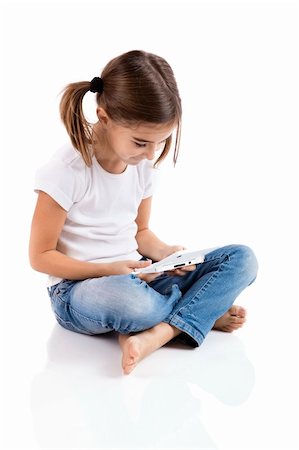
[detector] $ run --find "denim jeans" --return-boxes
[47,245,258,347]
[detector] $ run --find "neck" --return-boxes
[92,122,127,174]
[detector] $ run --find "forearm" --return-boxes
[30,249,111,280]
[136,229,172,261]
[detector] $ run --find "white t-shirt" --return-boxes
[34,144,156,286]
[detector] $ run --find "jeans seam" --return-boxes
[168,255,230,321]
[50,282,110,331]
[68,304,113,329]
[68,304,164,334]
[203,252,231,263]
[53,312,93,334]
[167,316,205,346]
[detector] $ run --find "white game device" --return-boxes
[133,250,205,274]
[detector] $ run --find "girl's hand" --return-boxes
[160,244,197,277]
[138,244,197,280]
[158,244,186,260]
[107,259,152,275]
[166,264,196,277]
[139,244,196,279]
[137,272,163,283]
[137,263,196,282]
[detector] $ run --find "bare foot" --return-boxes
[118,323,181,375]
[213,305,247,332]
[118,334,143,375]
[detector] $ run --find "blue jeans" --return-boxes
[47,245,258,347]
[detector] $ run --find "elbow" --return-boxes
[29,251,43,273]
[29,256,40,272]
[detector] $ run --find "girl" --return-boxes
[29,50,258,375]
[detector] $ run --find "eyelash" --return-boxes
[134,141,166,148]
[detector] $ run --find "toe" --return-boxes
[231,316,246,324]
[229,305,247,318]
[124,363,137,375]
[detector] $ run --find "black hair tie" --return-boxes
[90,77,104,94]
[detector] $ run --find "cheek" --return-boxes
[108,134,119,148]
[109,136,126,153]
[108,133,140,157]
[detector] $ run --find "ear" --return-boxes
[96,107,110,126]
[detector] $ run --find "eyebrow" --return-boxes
[132,136,169,143]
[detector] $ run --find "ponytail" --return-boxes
[59,50,182,167]
[59,81,94,167]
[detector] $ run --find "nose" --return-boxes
[145,142,161,160]
[144,146,156,160]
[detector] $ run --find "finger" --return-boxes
[168,265,196,276]
[168,245,185,254]
[176,269,189,276]
[166,268,186,277]
[138,272,162,282]
[129,259,152,269]
[180,264,196,272]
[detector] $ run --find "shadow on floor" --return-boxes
[30,324,255,449]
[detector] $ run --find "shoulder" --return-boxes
[135,160,158,198]
[37,143,87,179]
[34,143,88,209]
[136,159,156,179]
[50,143,87,172]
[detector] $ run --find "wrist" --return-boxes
[93,262,112,277]
[159,245,185,260]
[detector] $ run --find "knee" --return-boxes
[73,275,180,334]
[107,276,178,333]
[228,244,258,285]
[116,294,167,333]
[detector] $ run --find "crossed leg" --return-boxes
[119,305,246,374]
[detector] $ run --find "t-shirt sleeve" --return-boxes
[141,161,158,199]
[34,158,85,211]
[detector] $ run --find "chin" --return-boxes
[128,158,142,165]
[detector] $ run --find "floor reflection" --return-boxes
[30,325,255,449]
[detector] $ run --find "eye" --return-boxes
[134,142,146,148]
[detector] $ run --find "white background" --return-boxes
[1,1,298,449]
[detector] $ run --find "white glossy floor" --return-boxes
[2,265,299,450]
[1,1,298,449]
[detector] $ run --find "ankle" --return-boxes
[149,323,181,346]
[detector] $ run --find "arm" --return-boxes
[29,191,150,279]
[135,197,196,282]
[135,197,184,261]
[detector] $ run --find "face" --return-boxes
[99,114,176,166]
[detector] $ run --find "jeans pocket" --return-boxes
[48,280,92,335]
[50,292,69,321]
[49,280,75,320]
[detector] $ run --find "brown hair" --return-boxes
[60,50,182,167]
